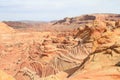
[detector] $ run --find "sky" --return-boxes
[0,0,120,21]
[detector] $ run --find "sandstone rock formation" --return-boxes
[66,19,120,80]
[0,14,120,80]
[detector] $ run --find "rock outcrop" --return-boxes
[66,19,120,80]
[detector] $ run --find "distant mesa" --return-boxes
[2,13,120,32]
[53,13,120,25]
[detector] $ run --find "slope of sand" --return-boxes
[0,22,15,34]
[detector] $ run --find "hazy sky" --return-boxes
[0,0,120,21]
